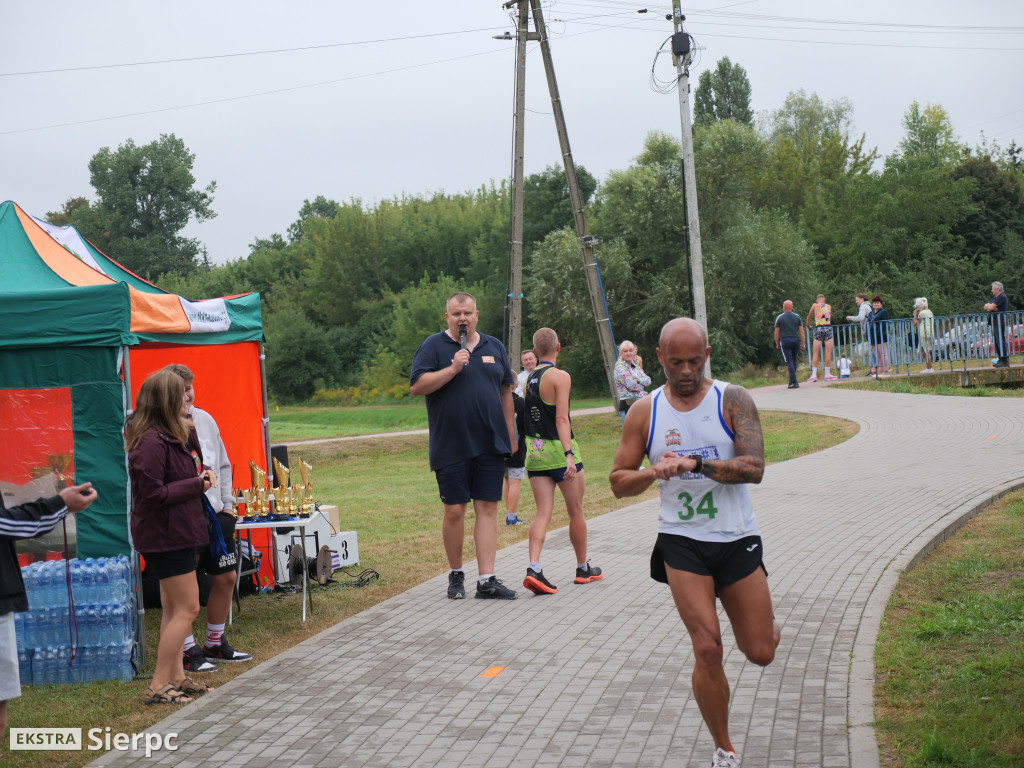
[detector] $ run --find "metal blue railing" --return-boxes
[804,311,1023,375]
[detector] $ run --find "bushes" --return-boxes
[311,384,414,406]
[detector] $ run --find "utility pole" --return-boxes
[671,2,709,338]
[505,2,532,369]
[526,0,619,402]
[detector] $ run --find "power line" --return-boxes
[0,47,508,136]
[561,18,1024,51]
[0,26,508,78]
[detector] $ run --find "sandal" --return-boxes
[144,683,193,705]
[174,676,215,695]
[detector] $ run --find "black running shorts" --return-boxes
[651,532,767,591]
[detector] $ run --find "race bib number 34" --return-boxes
[676,490,718,521]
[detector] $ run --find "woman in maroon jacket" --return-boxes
[127,370,218,705]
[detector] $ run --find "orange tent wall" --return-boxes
[128,341,267,488]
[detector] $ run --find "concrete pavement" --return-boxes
[89,385,1024,767]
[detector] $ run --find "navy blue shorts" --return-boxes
[527,462,584,483]
[144,547,199,580]
[435,452,506,505]
[651,533,767,591]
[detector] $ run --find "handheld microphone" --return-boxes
[459,324,467,351]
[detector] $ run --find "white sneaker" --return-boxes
[824,373,838,381]
[711,747,741,767]
[807,373,818,382]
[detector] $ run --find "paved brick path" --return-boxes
[89,385,1024,767]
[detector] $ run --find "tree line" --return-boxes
[49,58,1024,401]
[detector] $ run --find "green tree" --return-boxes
[263,304,341,402]
[287,195,339,243]
[81,134,216,278]
[523,229,636,393]
[756,90,877,224]
[522,164,597,249]
[895,101,963,167]
[693,57,753,129]
[693,120,769,236]
[761,89,854,146]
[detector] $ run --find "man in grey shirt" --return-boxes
[773,300,804,389]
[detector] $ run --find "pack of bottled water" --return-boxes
[15,556,135,685]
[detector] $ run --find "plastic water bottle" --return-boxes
[14,611,25,649]
[18,648,32,685]
[115,603,131,644]
[53,606,70,648]
[117,641,134,682]
[22,609,35,649]
[95,559,110,603]
[33,646,51,686]
[23,565,40,606]
[37,607,52,647]
[53,646,69,685]
[100,645,112,683]
[97,603,108,646]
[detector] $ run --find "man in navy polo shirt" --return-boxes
[410,292,519,600]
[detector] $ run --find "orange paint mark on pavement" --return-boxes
[479,666,504,678]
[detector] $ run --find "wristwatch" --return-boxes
[687,454,704,474]
[564,448,575,456]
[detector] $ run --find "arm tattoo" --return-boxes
[702,385,765,484]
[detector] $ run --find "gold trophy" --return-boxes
[249,461,267,517]
[298,459,314,517]
[48,453,73,489]
[272,457,293,518]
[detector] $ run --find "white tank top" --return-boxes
[645,381,760,542]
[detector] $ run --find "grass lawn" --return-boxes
[875,491,1024,767]
[268,397,613,442]
[5,407,855,767]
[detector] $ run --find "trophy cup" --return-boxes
[48,453,73,489]
[272,457,292,519]
[249,462,267,519]
[298,459,314,517]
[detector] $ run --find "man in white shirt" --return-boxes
[165,364,253,672]
[515,350,537,396]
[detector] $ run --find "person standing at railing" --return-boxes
[846,293,872,369]
[868,295,891,374]
[913,298,936,373]
[805,294,837,382]
[984,281,1010,369]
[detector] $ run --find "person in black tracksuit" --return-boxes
[1,483,97,738]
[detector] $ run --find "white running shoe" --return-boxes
[824,374,838,381]
[807,373,818,382]
[711,747,741,767]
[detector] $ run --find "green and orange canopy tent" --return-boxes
[0,200,267,558]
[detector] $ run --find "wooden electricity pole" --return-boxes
[671,2,709,338]
[502,0,619,402]
[505,1,532,369]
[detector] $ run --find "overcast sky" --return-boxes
[2,1,1022,267]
